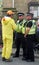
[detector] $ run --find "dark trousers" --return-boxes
[25,34,35,61]
[15,35,26,58]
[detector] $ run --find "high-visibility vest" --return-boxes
[20,19,36,34]
[28,20,36,35]
[16,19,26,33]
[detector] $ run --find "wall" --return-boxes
[2,0,39,14]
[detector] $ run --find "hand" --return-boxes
[24,34,26,38]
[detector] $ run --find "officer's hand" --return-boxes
[24,34,26,38]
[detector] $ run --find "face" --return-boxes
[26,15,32,20]
[10,14,13,18]
[18,15,24,20]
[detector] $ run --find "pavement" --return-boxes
[0,48,39,65]
[0,55,39,65]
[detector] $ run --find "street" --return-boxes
[0,55,39,65]
[0,48,39,65]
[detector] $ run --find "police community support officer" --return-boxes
[24,13,36,62]
[13,13,27,59]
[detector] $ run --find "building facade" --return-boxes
[1,0,39,14]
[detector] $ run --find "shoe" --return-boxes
[22,57,27,61]
[26,59,35,62]
[13,55,19,58]
[2,57,6,61]
[30,60,35,62]
[5,58,13,62]
[2,57,13,62]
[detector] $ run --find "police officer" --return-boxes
[24,12,36,62]
[13,12,27,59]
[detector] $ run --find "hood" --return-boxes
[2,16,11,25]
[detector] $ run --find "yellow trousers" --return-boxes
[2,38,13,59]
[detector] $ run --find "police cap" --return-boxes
[26,12,33,17]
[18,12,24,16]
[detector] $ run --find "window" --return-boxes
[28,2,39,18]
[30,6,38,18]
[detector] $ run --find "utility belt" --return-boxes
[16,32,24,38]
[26,34,35,38]
[17,32,24,36]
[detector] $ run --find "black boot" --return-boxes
[5,58,13,62]
[2,57,13,62]
[13,54,19,58]
[2,57,6,61]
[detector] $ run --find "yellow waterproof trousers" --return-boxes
[2,38,13,59]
